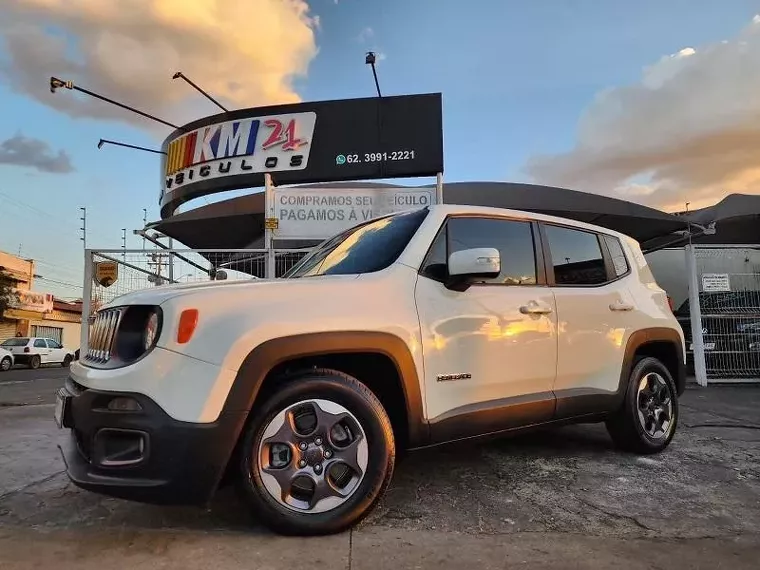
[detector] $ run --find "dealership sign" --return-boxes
[274,186,436,239]
[160,94,443,218]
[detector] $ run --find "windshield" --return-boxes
[1,338,28,347]
[284,207,429,279]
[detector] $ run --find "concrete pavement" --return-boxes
[0,384,758,568]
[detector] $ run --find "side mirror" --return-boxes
[446,248,500,290]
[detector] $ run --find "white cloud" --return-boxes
[357,27,374,43]
[525,15,760,212]
[0,0,320,133]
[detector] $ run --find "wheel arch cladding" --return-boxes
[224,331,429,450]
[622,328,686,397]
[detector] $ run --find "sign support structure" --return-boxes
[436,172,444,205]
[265,173,276,279]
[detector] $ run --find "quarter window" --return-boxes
[422,217,537,285]
[544,225,607,285]
[33,339,47,348]
[604,235,629,277]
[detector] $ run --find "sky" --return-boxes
[1,0,759,299]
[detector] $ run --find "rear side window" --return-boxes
[33,339,46,348]
[603,235,629,277]
[544,225,607,285]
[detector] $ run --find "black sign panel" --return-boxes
[159,93,443,218]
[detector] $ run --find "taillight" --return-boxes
[667,295,675,312]
[24,347,30,353]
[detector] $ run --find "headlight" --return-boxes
[143,311,160,351]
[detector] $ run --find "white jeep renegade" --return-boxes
[57,204,685,535]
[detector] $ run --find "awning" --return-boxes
[151,181,689,250]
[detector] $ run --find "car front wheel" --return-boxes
[236,368,395,536]
[606,356,679,454]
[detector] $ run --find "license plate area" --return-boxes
[54,389,71,429]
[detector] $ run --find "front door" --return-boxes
[415,215,558,443]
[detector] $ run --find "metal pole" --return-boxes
[121,229,127,261]
[50,77,183,130]
[435,172,444,205]
[172,71,229,112]
[685,244,708,386]
[80,207,87,250]
[142,209,147,249]
[168,237,174,283]
[97,138,166,155]
[265,173,275,279]
[81,249,93,351]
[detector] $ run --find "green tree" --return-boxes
[0,270,19,320]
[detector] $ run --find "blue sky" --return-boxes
[1,0,759,298]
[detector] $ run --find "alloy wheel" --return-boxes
[636,372,674,439]
[256,399,368,514]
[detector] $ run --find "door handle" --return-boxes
[609,301,634,312]
[520,301,553,315]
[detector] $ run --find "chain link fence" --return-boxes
[694,247,760,381]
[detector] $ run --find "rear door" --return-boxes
[540,224,638,418]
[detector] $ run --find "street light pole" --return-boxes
[97,138,166,155]
[50,76,183,131]
[172,71,228,112]
[365,52,382,97]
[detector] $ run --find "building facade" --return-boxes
[0,250,82,348]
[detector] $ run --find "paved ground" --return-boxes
[0,365,69,407]
[0,374,758,569]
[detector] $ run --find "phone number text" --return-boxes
[341,150,416,164]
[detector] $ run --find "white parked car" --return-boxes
[57,204,686,536]
[0,346,13,372]
[0,337,75,369]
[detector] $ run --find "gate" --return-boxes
[81,248,310,349]
[694,246,760,382]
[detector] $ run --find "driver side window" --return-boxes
[421,216,539,285]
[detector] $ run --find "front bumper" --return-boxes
[59,377,247,506]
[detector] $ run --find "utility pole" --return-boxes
[147,251,167,286]
[80,207,87,250]
[142,209,148,249]
[121,228,126,261]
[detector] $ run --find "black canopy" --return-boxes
[150,181,689,250]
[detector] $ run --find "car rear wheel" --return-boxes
[0,357,11,372]
[62,355,72,367]
[236,368,395,536]
[606,356,679,454]
[29,355,41,370]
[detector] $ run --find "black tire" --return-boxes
[0,357,11,372]
[62,355,72,367]
[29,355,41,370]
[236,368,395,536]
[606,356,679,454]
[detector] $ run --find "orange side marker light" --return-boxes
[177,309,199,344]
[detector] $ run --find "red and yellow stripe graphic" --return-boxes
[165,131,198,176]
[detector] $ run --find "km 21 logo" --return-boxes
[164,112,317,189]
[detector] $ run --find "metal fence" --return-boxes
[694,246,760,381]
[81,248,311,348]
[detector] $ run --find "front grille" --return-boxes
[85,308,123,363]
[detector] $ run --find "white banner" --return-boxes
[702,273,731,292]
[274,187,436,239]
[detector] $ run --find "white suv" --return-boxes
[57,205,685,536]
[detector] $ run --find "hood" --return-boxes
[99,275,359,309]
